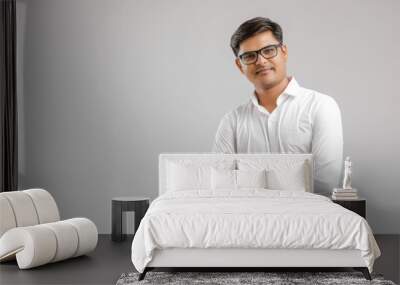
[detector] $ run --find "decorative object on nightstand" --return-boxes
[111,197,150,242]
[332,156,359,200]
[331,156,365,218]
[332,188,358,200]
[342,156,353,190]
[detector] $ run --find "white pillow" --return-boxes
[211,168,268,190]
[166,159,236,192]
[167,162,211,191]
[211,168,236,189]
[237,159,309,191]
[237,169,268,188]
[267,168,306,191]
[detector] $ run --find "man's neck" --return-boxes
[255,77,290,108]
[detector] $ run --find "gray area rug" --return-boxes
[116,271,396,285]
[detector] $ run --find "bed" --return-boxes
[131,153,381,281]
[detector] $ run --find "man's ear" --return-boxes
[281,44,288,61]
[235,58,244,74]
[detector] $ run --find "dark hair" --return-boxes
[230,17,283,57]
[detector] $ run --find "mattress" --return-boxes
[131,189,380,273]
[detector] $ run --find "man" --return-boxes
[212,17,343,193]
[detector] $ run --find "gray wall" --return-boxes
[17,0,400,234]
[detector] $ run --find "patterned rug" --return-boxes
[116,271,397,285]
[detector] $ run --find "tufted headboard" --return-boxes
[159,153,314,195]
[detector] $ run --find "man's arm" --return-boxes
[212,112,236,153]
[312,96,343,193]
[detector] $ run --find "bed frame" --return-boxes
[138,153,371,280]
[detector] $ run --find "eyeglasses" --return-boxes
[238,43,282,65]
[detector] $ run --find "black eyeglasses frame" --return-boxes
[238,43,283,65]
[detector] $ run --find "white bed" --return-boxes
[131,153,380,280]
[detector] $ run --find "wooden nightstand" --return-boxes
[331,198,366,218]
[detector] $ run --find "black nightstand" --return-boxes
[111,197,150,242]
[332,198,366,219]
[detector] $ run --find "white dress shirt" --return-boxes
[212,77,343,193]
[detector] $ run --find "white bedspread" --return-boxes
[131,189,380,273]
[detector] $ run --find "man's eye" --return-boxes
[242,53,256,61]
[262,47,275,55]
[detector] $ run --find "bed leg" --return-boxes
[138,268,148,281]
[354,267,371,280]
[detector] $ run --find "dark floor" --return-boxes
[0,234,398,285]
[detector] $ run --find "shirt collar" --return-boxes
[283,76,301,97]
[250,76,302,108]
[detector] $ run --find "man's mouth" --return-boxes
[256,67,274,75]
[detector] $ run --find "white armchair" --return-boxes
[0,189,98,269]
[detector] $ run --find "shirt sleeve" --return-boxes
[312,96,343,194]
[212,112,237,153]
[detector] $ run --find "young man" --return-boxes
[212,17,343,193]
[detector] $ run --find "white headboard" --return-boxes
[159,153,314,195]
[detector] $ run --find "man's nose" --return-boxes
[255,52,267,65]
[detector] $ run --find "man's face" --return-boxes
[235,31,288,90]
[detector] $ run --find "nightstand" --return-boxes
[332,198,366,218]
[111,197,150,242]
